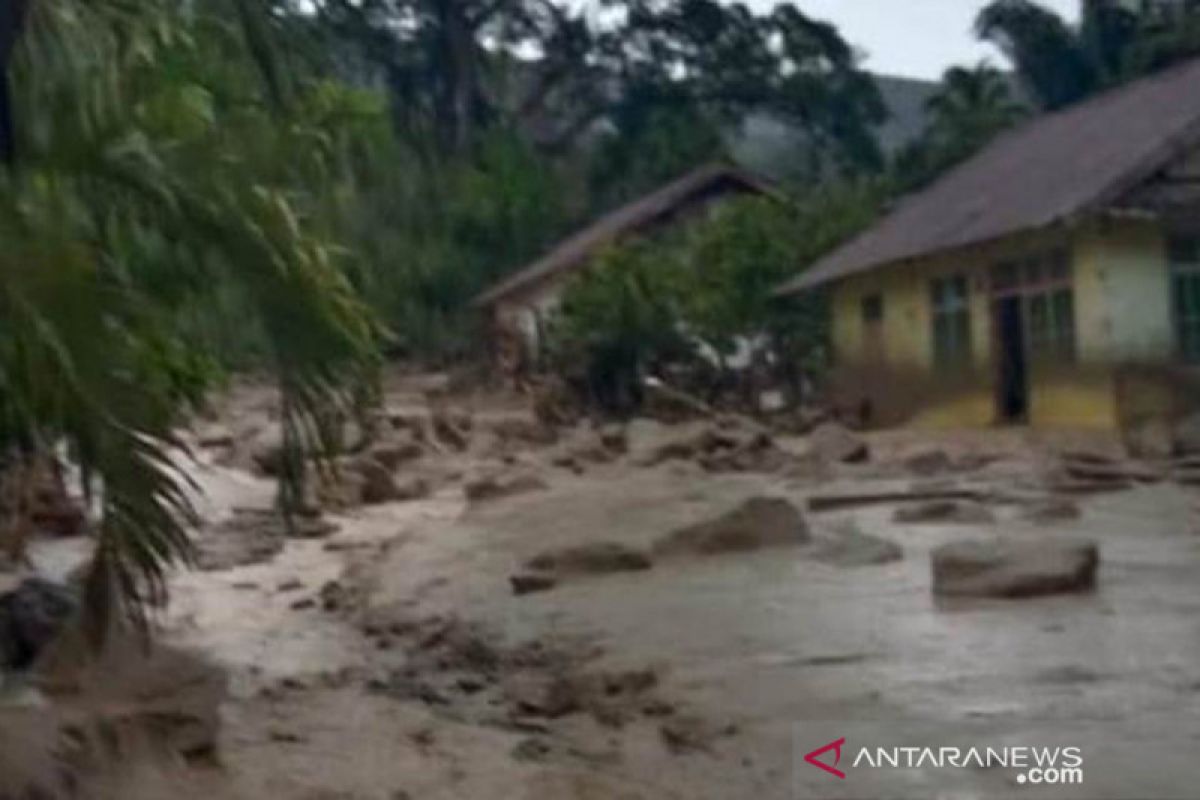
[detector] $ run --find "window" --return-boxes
[861,293,883,324]
[1170,236,1200,362]
[1027,287,1075,361]
[931,275,971,368]
[990,249,1076,363]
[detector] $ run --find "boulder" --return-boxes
[366,440,424,471]
[654,497,810,557]
[809,526,903,568]
[0,578,76,670]
[347,456,402,505]
[525,542,652,576]
[894,500,995,525]
[931,539,1099,598]
[249,424,286,476]
[510,573,558,596]
[809,422,869,464]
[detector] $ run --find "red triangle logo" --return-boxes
[804,737,847,779]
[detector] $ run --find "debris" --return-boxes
[931,539,1099,598]
[366,440,425,470]
[659,715,735,755]
[0,578,76,670]
[655,497,810,557]
[809,525,903,567]
[809,422,869,464]
[525,542,652,577]
[643,377,715,422]
[1174,412,1200,456]
[1124,418,1173,460]
[510,573,558,596]
[894,500,995,525]
[506,673,581,719]
[464,473,548,504]
[807,489,982,513]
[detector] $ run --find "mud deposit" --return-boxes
[4,379,1200,799]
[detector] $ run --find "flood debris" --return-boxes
[807,488,982,513]
[808,422,869,464]
[808,523,903,568]
[0,578,76,670]
[893,499,996,525]
[654,496,810,557]
[525,542,652,577]
[931,539,1099,598]
[464,473,549,504]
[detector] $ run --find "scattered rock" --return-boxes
[809,525,903,568]
[506,673,581,719]
[659,715,735,755]
[512,737,553,762]
[525,542,652,577]
[809,422,869,464]
[931,539,1099,598]
[350,457,403,505]
[465,473,548,504]
[0,578,76,670]
[432,407,473,451]
[598,424,629,454]
[655,497,810,557]
[510,572,558,596]
[894,500,995,525]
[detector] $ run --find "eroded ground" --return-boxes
[7,375,1200,799]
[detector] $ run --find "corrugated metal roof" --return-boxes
[777,57,1200,295]
[472,163,778,308]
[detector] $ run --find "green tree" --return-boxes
[977,0,1200,111]
[894,62,1025,189]
[2,0,379,640]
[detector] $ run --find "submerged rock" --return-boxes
[809,422,869,464]
[931,539,1099,598]
[525,542,652,577]
[894,500,995,525]
[809,525,903,568]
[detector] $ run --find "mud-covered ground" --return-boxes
[6,373,1200,799]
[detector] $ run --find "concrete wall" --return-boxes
[826,219,1179,430]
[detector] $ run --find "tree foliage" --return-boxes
[1,0,380,640]
[977,0,1200,111]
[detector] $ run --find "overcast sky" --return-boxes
[760,0,1080,80]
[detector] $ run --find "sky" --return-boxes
[762,0,1080,81]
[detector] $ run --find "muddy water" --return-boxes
[364,463,1200,799]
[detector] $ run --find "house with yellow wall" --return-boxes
[777,57,1200,432]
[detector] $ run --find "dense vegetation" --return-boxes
[3,0,1200,635]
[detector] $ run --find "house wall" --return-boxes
[827,219,1178,430]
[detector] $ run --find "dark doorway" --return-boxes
[994,296,1028,423]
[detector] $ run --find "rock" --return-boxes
[904,449,953,476]
[809,422,869,464]
[464,473,548,504]
[250,425,286,476]
[350,457,402,505]
[510,573,558,596]
[432,407,473,451]
[894,500,995,525]
[1124,418,1174,460]
[0,578,76,670]
[931,539,1099,598]
[809,526,903,568]
[654,497,810,557]
[598,424,629,454]
[196,425,235,449]
[1174,412,1200,456]
[525,542,652,577]
[1020,498,1082,524]
[506,673,581,718]
[392,476,433,502]
[367,440,424,470]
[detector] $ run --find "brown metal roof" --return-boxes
[472,163,779,308]
[777,56,1200,295]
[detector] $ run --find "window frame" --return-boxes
[930,274,972,370]
[1169,235,1200,363]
